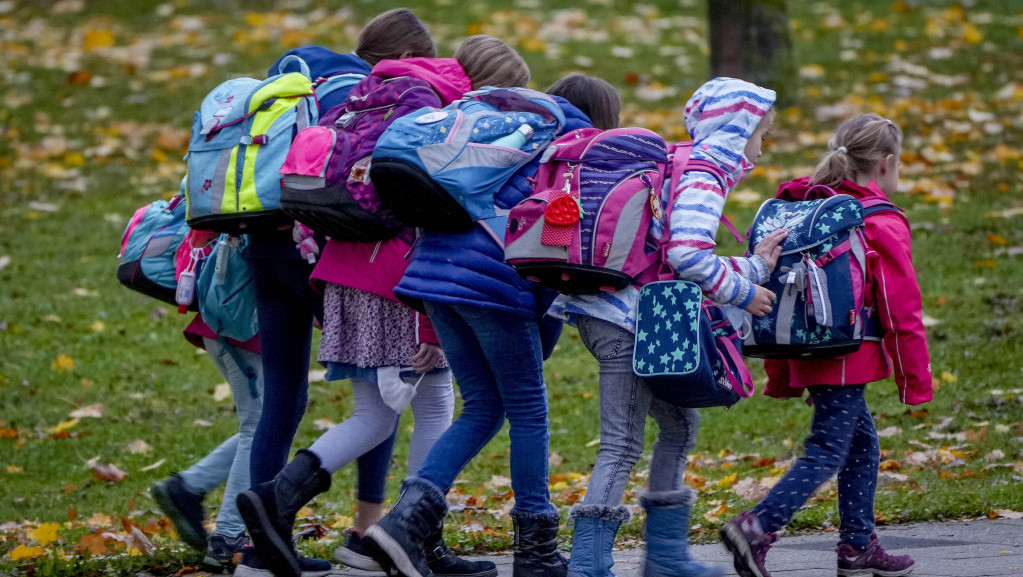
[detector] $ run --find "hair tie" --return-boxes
[837,146,848,154]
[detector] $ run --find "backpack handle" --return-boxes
[804,184,838,200]
[275,54,312,78]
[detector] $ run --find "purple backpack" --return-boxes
[504,127,669,294]
[278,74,443,240]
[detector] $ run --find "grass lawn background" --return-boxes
[1,0,1022,574]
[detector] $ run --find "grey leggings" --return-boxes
[308,370,454,475]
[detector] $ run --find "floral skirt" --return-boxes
[317,283,418,370]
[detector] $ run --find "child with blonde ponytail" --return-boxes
[720,114,932,577]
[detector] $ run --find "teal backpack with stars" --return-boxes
[741,187,891,359]
[633,280,755,408]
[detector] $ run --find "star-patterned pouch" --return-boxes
[633,280,754,408]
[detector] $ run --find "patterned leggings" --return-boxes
[752,384,879,550]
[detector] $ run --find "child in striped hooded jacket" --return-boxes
[548,77,785,577]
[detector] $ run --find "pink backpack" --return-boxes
[504,127,668,294]
[278,72,445,241]
[504,132,732,294]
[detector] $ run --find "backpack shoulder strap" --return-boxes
[860,198,909,226]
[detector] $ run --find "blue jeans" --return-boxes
[247,255,394,501]
[752,384,879,550]
[179,337,263,538]
[576,316,698,504]
[416,302,556,516]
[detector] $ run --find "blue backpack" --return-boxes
[742,188,886,358]
[195,234,258,342]
[370,87,566,232]
[118,193,191,307]
[185,52,365,234]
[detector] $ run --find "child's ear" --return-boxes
[880,154,895,174]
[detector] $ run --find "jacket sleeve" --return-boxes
[415,311,439,346]
[664,171,768,307]
[867,214,933,405]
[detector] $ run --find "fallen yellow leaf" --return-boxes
[48,418,79,435]
[82,29,115,52]
[9,544,46,561]
[53,354,75,372]
[31,522,60,546]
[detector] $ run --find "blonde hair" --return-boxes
[454,35,530,89]
[811,114,903,188]
[356,9,436,66]
[546,73,621,130]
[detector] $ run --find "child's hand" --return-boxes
[744,285,777,317]
[754,229,788,273]
[411,343,444,373]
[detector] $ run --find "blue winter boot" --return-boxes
[640,489,724,577]
[567,505,632,577]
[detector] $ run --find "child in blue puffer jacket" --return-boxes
[363,73,621,577]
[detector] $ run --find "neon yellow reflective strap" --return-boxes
[236,73,314,213]
[221,147,241,213]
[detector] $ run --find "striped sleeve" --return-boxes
[664,171,763,307]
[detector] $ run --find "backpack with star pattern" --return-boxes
[741,186,893,358]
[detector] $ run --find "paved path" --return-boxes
[339,518,1023,577]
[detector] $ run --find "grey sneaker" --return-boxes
[334,529,383,571]
[204,533,249,568]
[151,473,208,551]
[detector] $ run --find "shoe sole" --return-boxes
[837,568,914,577]
[236,490,303,577]
[433,567,498,577]
[202,553,232,569]
[365,525,426,577]
[151,481,207,551]
[235,561,338,577]
[334,545,384,572]
[719,524,768,577]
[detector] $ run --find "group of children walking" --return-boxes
[150,8,931,577]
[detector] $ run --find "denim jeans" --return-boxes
[179,337,263,538]
[247,255,394,502]
[416,302,556,516]
[575,316,699,504]
[752,384,879,550]
[248,257,321,485]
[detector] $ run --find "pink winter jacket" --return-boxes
[763,178,933,406]
[310,238,438,346]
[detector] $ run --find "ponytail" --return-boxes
[811,114,902,188]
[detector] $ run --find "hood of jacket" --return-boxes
[777,176,890,204]
[266,46,371,78]
[370,57,472,105]
[683,77,776,180]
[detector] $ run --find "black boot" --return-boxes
[365,477,449,577]
[512,511,569,577]
[237,450,332,577]
[425,523,498,577]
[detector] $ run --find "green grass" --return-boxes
[2,0,1023,574]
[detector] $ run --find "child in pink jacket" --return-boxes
[720,114,932,577]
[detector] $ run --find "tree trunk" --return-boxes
[707,0,793,99]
